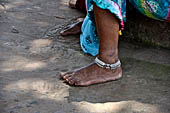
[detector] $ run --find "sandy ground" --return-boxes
[0,0,170,113]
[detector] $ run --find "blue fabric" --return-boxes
[80,0,170,56]
[81,0,125,56]
[80,16,99,56]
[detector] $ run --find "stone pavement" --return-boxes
[0,0,170,113]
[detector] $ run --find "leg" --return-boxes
[60,3,122,86]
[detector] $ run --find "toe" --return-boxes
[63,74,73,80]
[60,24,74,36]
[60,30,68,36]
[66,77,75,85]
[60,28,70,36]
[60,72,73,78]
[60,31,64,35]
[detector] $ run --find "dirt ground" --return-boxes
[0,0,170,113]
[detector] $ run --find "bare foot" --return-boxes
[60,19,83,36]
[69,0,77,8]
[60,63,122,86]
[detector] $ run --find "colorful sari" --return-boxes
[130,0,170,22]
[80,0,170,56]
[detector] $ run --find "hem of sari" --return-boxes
[80,0,125,56]
[80,16,99,56]
[88,0,124,30]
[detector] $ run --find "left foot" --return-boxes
[60,63,122,86]
[60,19,83,36]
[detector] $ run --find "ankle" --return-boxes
[98,56,118,64]
[98,52,118,64]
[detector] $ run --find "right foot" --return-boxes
[60,18,83,36]
[60,63,122,86]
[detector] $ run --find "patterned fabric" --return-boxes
[80,0,126,56]
[129,0,170,22]
[86,0,126,29]
[80,0,170,56]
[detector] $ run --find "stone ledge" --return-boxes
[122,7,170,49]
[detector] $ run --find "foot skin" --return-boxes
[60,63,122,86]
[69,0,77,8]
[60,19,83,36]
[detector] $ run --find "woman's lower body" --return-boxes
[61,0,170,38]
[81,0,170,56]
[60,0,170,86]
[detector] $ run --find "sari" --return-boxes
[80,0,170,56]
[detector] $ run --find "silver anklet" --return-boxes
[94,57,121,70]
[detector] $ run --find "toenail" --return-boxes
[69,81,73,84]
